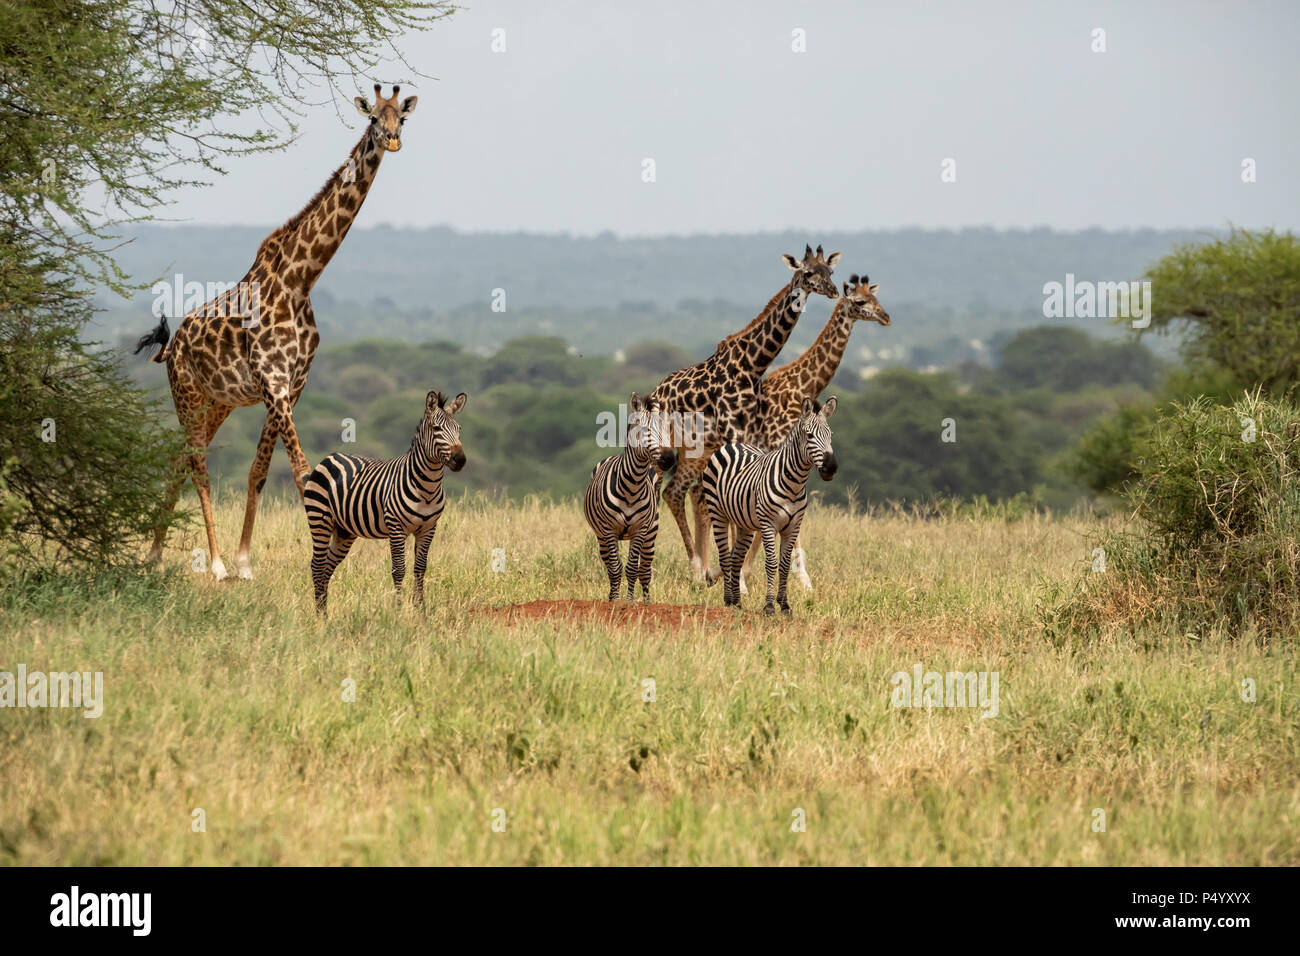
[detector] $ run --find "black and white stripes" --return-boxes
[702,397,837,614]
[583,393,677,601]
[304,390,467,613]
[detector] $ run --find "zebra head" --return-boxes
[781,244,842,302]
[797,396,838,481]
[840,273,891,326]
[419,389,468,471]
[628,392,677,472]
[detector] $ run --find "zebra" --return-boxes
[303,390,467,613]
[702,397,838,614]
[583,392,677,601]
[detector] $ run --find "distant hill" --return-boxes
[96,225,1204,362]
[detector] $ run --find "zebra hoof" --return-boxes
[763,603,775,615]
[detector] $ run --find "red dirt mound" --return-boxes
[472,598,735,630]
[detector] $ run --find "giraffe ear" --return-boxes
[781,253,800,270]
[353,96,372,118]
[446,392,467,415]
[821,396,838,419]
[842,281,852,297]
[825,251,842,269]
[400,95,419,116]
[869,283,880,294]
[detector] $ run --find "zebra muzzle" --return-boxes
[818,453,838,480]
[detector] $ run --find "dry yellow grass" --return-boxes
[1,489,1295,864]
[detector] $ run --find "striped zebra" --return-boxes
[303,390,467,613]
[583,392,677,601]
[702,397,838,614]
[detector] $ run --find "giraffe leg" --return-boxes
[760,522,780,615]
[388,525,408,602]
[791,527,813,592]
[739,534,761,597]
[263,385,311,496]
[689,479,721,584]
[412,528,435,608]
[235,415,278,580]
[177,402,234,580]
[664,456,710,584]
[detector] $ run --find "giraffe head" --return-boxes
[796,396,839,481]
[418,390,467,471]
[354,84,419,153]
[839,273,891,326]
[781,244,842,301]
[628,392,677,472]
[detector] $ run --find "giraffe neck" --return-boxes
[722,280,805,375]
[257,129,386,297]
[785,299,855,397]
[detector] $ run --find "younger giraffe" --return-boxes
[135,85,417,580]
[649,245,840,583]
[737,273,890,593]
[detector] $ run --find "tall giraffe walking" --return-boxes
[649,245,840,583]
[135,85,418,580]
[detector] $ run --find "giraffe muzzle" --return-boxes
[386,138,402,152]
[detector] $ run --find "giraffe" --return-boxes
[649,244,841,583]
[737,273,890,592]
[134,85,418,580]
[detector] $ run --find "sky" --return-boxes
[166,0,1300,235]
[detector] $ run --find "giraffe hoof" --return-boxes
[237,561,254,581]
[210,557,229,581]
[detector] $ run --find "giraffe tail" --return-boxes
[134,314,170,363]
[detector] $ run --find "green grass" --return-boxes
[1,492,1295,864]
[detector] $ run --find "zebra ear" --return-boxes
[426,390,439,408]
[629,392,642,412]
[446,392,467,415]
[821,396,838,419]
[801,397,816,417]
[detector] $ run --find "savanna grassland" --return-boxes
[1,491,1296,865]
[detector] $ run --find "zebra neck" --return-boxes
[406,442,444,483]
[778,432,812,480]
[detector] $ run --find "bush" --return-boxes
[1049,392,1300,639]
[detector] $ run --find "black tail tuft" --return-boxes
[134,315,170,359]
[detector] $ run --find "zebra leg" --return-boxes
[708,513,733,605]
[636,518,659,603]
[388,527,408,601]
[624,532,641,601]
[412,528,435,608]
[312,530,355,615]
[777,529,797,615]
[730,529,755,607]
[597,531,623,601]
[760,522,779,614]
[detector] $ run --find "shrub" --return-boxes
[1048,392,1300,640]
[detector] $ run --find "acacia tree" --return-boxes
[0,0,453,569]
[1142,228,1300,396]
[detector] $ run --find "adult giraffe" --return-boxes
[135,85,418,580]
[649,245,840,583]
[736,273,890,593]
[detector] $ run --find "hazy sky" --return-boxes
[168,0,1300,235]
